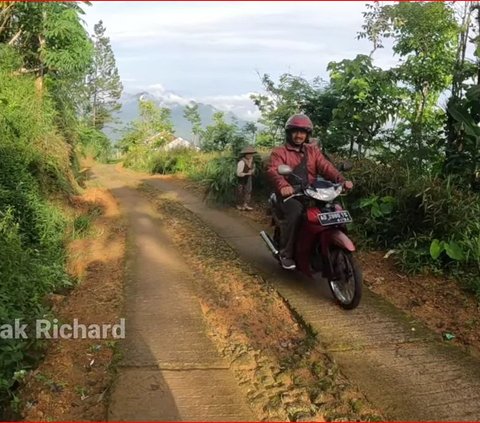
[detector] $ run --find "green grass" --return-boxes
[0,68,77,413]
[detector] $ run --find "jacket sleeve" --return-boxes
[314,148,346,183]
[267,149,291,192]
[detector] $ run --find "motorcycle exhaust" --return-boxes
[260,231,279,256]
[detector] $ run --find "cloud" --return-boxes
[140,85,261,121]
[196,93,261,121]
[87,1,367,52]
[83,1,396,98]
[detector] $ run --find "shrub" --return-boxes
[150,148,196,174]
[202,155,239,205]
[122,144,154,172]
[77,125,112,163]
[202,150,271,205]
[346,158,480,286]
[0,70,72,407]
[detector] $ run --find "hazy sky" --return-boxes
[82,1,398,119]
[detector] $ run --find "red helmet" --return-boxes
[285,114,313,133]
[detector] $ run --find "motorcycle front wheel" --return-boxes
[328,248,362,310]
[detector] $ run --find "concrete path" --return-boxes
[90,165,255,422]
[145,173,480,421]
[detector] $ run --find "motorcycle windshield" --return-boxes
[305,186,342,202]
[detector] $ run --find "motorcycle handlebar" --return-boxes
[283,192,303,202]
[282,184,304,202]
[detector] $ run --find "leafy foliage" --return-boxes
[0,2,120,412]
[347,159,480,282]
[359,2,459,162]
[183,103,202,146]
[120,99,175,170]
[251,73,325,144]
[202,155,240,205]
[77,124,112,163]
[0,69,74,409]
[327,54,399,157]
[150,147,198,175]
[201,111,246,154]
[445,84,480,189]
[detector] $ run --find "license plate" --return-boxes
[318,211,352,226]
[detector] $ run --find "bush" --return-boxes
[77,125,112,163]
[150,148,197,174]
[0,163,69,405]
[346,158,480,288]
[200,150,271,205]
[0,70,72,407]
[122,144,154,172]
[202,155,239,205]
[0,71,76,194]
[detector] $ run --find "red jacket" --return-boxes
[267,143,345,192]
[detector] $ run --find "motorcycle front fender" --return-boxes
[320,229,356,254]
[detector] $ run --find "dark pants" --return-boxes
[236,177,252,206]
[277,197,303,259]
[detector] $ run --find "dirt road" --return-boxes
[94,163,480,421]
[90,165,255,421]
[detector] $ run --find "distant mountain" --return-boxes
[104,90,248,144]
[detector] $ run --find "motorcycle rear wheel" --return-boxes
[328,249,362,310]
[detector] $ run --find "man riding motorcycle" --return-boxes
[267,114,353,270]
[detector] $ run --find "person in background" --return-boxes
[236,145,257,211]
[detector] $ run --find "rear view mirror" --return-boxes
[278,164,293,176]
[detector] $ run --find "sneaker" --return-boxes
[244,205,253,211]
[279,255,296,270]
[236,205,245,211]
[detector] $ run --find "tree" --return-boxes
[444,4,480,189]
[327,54,399,157]
[444,3,479,179]
[251,73,315,144]
[201,112,245,152]
[119,99,174,153]
[358,2,394,58]
[242,122,257,144]
[86,20,123,129]
[183,103,202,146]
[1,2,93,89]
[0,2,94,139]
[358,2,459,163]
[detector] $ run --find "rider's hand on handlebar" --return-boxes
[343,180,354,191]
[280,186,295,197]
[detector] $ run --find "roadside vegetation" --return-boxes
[0,3,121,415]
[120,2,480,298]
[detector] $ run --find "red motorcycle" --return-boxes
[260,164,362,309]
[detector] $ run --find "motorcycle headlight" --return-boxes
[305,186,342,202]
